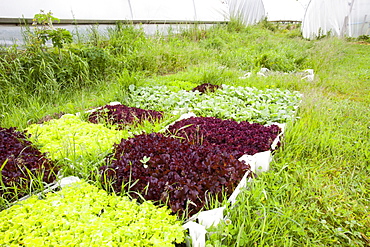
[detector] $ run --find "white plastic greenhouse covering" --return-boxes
[0,0,308,24]
[227,0,309,24]
[302,0,370,39]
[227,0,265,24]
[0,0,228,23]
[4,0,368,43]
[262,0,307,21]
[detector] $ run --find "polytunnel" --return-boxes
[302,0,370,39]
[0,0,230,23]
[0,0,311,46]
[227,0,265,25]
[0,0,229,46]
[0,0,310,24]
[0,0,278,45]
[262,0,307,22]
[227,0,309,25]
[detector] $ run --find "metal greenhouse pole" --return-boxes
[127,0,134,20]
[340,0,355,37]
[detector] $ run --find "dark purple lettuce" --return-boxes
[0,127,58,201]
[191,83,222,94]
[167,117,281,158]
[88,104,164,130]
[100,132,251,216]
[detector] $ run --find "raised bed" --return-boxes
[0,127,58,204]
[87,103,164,130]
[127,84,301,124]
[100,132,252,217]
[0,179,184,246]
[166,116,281,157]
[1,83,300,247]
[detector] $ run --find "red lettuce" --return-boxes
[191,83,222,94]
[0,127,58,202]
[88,104,164,129]
[167,116,281,158]
[100,132,251,216]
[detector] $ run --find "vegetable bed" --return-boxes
[0,127,58,204]
[0,83,301,246]
[26,114,128,162]
[88,104,164,130]
[0,181,184,246]
[100,132,252,217]
[126,84,301,124]
[167,116,281,157]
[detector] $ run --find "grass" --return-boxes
[0,19,369,246]
[209,90,369,246]
[205,38,369,246]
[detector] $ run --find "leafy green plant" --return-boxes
[25,10,72,51]
[258,17,278,32]
[71,45,112,79]
[26,114,128,162]
[0,181,185,246]
[356,35,370,43]
[126,84,301,124]
[142,78,198,92]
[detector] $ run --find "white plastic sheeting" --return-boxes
[0,0,133,20]
[122,0,195,21]
[227,0,265,25]
[5,0,369,40]
[263,0,306,21]
[193,0,229,22]
[0,0,306,24]
[227,0,310,24]
[130,0,228,22]
[0,0,228,22]
[302,0,370,39]
[346,0,370,37]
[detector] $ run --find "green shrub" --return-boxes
[356,35,370,43]
[22,10,73,52]
[71,45,112,79]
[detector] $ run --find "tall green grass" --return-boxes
[0,19,369,246]
[205,37,370,246]
[207,89,369,246]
